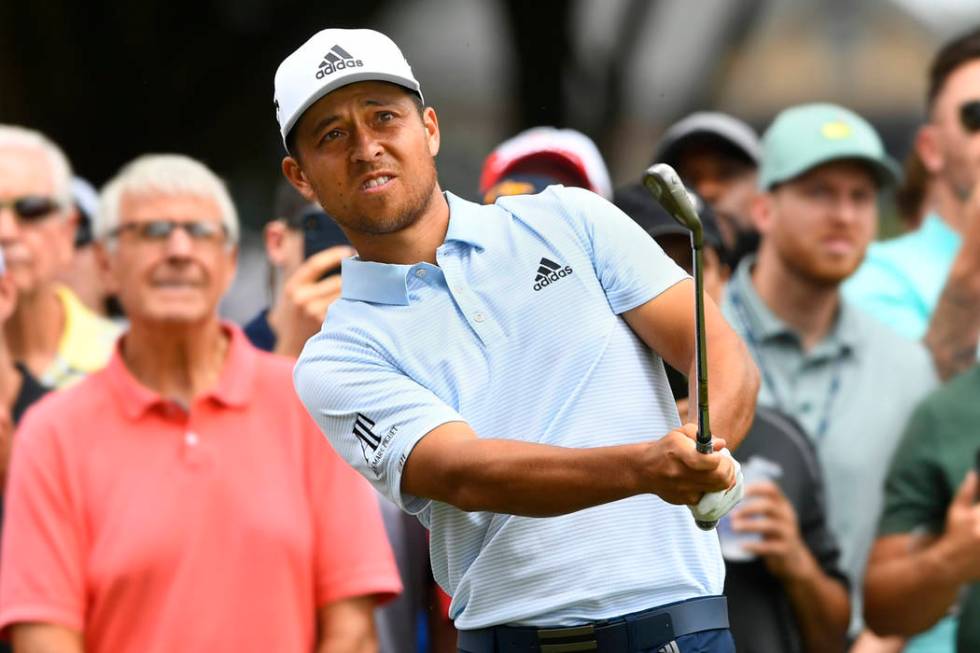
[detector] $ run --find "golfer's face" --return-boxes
[290,82,440,236]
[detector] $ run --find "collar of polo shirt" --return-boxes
[730,256,860,357]
[340,192,496,306]
[105,322,256,419]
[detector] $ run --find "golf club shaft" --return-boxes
[691,241,717,532]
[692,240,712,455]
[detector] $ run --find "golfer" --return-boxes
[280,28,759,653]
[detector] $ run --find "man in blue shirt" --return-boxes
[278,28,759,653]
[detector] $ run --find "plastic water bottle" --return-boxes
[717,456,783,562]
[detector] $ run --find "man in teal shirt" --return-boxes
[721,102,938,646]
[844,28,980,383]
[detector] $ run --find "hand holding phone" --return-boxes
[270,244,354,357]
[302,209,349,278]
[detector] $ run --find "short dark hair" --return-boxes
[285,87,425,158]
[927,27,980,114]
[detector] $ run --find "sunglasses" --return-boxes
[0,195,61,222]
[960,100,980,133]
[109,220,228,244]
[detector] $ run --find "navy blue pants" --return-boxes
[644,628,736,653]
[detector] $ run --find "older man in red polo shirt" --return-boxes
[0,154,401,653]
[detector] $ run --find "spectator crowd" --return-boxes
[0,21,978,653]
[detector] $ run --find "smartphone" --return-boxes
[301,209,349,278]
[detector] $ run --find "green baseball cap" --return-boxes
[759,102,899,190]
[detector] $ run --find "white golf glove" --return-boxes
[688,448,744,522]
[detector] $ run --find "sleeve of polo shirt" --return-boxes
[305,421,403,607]
[877,401,949,536]
[294,333,464,514]
[553,186,689,314]
[0,408,86,634]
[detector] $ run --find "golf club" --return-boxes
[643,162,716,531]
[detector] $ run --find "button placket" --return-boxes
[438,247,503,346]
[180,407,210,467]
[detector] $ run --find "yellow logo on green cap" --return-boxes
[821,121,852,140]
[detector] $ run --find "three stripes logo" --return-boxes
[533,257,574,291]
[316,44,364,79]
[353,413,380,462]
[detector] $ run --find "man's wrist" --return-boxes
[773,540,821,585]
[947,251,980,296]
[929,532,970,587]
[622,443,649,496]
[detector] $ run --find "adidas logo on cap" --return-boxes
[316,44,363,80]
[533,257,573,292]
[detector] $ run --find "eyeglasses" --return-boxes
[0,196,61,223]
[960,100,980,133]
[108,220,228,245]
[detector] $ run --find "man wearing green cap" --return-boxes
[720,102,938,646]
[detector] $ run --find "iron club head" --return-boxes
[642,163,704,249]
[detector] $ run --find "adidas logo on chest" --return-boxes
[533,257,573,292]
[316,44,363,79]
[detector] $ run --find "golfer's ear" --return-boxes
[423,107,440,157]
[282,157,319,204]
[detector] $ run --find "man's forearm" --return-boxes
[10,624,84,653]
[316,596,379,653]
[402,422,734,517]
[433,439,644,516]
[924,253,980,380]
[779,551,850,653]
[864,537,961,635]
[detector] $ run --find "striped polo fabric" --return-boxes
[294,186,724,629]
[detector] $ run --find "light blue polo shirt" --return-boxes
[843,213,960,340]
[294,186,725,630]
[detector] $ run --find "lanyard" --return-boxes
[729,287,844,441]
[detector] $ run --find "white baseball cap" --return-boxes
[274,28,423,150]
[479,127,613,200]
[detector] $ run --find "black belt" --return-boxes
[457,595,729,652]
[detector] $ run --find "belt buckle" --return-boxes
[536,624,598,652]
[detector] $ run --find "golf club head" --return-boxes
[642,163,704,248]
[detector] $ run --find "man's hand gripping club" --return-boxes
[648,423,743,523]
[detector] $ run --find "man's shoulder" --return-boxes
[915,365,980,421]
[495,185,614,226]
[55,286,123,372]
[17,368,116,438]
[864,217,954,263]
[847,303,933,369]
[851,219,956,289]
